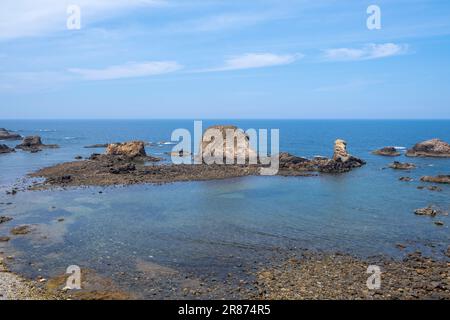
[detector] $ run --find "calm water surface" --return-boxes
[0,120,449,296]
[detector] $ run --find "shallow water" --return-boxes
[0,120,449,297]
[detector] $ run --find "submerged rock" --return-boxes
[106,141,147,158]
[406,139,450,157]
[0,236,10,242]
[84,143,110,148]
[0,144,15,154]
[15,136,59,152]
[389,161,416,170]
[399,176,413,182]
[0,128,22,140]
[10,225,31,235]
[372,147,401,157]
[420,175,450,184]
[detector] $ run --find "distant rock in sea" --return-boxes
[0,128,22,141]
[0,144,15,154]
[389,161,416,170]
[15,136,59,153]
[372,147,401,157]
[406,139,450,157]
[420,175,450,184]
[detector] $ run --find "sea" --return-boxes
[0,120,449,297]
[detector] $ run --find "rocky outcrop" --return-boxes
[15,136,59,153]
[389,161,416,170]
[372,147,401,157]
[0,128,22,140]
[406,139,450,157]
[420,175,450,184]
[106,141,147,158]
[0,144,15,154]
[0,216,13,224]
[278,140,365,175]
[84,144,110,148]
[414,206,438,217]
[200,125,257,162]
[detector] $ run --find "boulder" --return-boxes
[406,139,450,157]
[420,175,450,184]
[389,161,416,170]
[0,128,22,140]
[372,147,401,157]
[414,206,438,217]
[0,216,13,224]
[15,136,59,152]
[0,144,15,154]
[106,141,147,158]
[200,125,257,162]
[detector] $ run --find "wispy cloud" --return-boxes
[0,0,166,40]
[202,53,301,72]
[68,61,182,80]
[324,43,408,61]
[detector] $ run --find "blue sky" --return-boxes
[1,0,450,119]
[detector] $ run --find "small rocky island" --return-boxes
[15,136,59,153]
[372,147,401,157]
[0,144,15,154]
[30,126,365,189]
[406,138,450,157]
[0,128,22,140]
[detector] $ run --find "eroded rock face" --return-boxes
[200,125,257,162]
[333,139,350,162]
[372,147,401,157]
[406,139,450,157]
[420,175,450,184]
[106,141,147,158]
[15,136,59,152]
[389,161,416,170]
[0,144,15,154]
[0,128,22,140]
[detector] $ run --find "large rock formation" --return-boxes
[200,125,257,163]
[420,175,450,184]
[0,144,15,154]
[0,128,22,140]
[106,141,147,158]
[15,136,59,153]
[406,139,450,157]
[372,147,401,157]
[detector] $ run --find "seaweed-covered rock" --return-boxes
[406,139,450,157]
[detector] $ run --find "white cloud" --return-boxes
[203,53,301,72]
[68,61,182,80]
[324,43,408,61]
[0,0,166,40]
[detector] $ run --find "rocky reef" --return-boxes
[406,139,450,157]
[15,136,59,153]
[389,161,416,170]
[0,144,15,154]
[29,137,365,189]
[0,128,22,140]
[420,175,450,184]
[372,147,401,157]
[278,139,365,175]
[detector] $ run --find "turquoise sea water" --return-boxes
[0,120,449,296]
